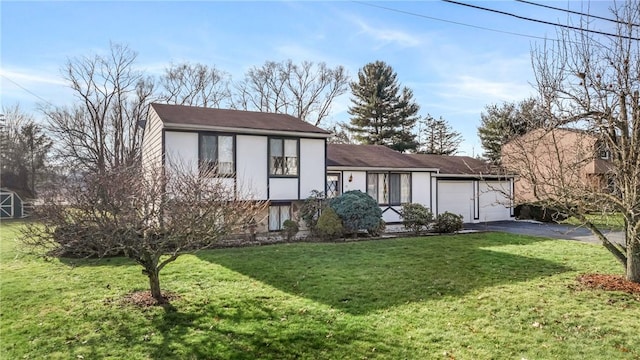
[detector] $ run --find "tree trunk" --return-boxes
[626,232,640,283]
[147,267,165,303]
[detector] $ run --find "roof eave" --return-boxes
[433,173,514,179]
[327,165,440,172]
[163,122,331,138]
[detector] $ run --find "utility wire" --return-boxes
[515,0,640,27]
[353,1,553,42]
[442,0,640,41]
[1,74,55,107]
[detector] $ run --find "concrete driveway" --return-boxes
[464,220,625,245]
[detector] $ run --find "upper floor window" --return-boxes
[599,149,610,160]
[270,138,298,176]
[199,134,234,175]
[367,172,410,205]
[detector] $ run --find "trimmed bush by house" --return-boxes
[433,212,463,233]
[315,207,344,240]
[515,203,568,223]
[369,219,386,237]
[299,190,327,233]
[401,203,433,235]
[282,219,299,241]
[329,190,382,236]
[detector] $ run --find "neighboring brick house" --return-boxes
[501,128,613,204]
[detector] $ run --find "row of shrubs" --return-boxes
[286,190,463,241]
[401,203,463,235]
[298,190,384,240]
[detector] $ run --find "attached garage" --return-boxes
[437,180,474,222]
[326,146,516,225]
[435,178,513,223]
[478,181,512,222]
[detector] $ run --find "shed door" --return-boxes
[0,191,14,218]
[437,181,473,222]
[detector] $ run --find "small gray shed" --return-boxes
[0,188,25,219]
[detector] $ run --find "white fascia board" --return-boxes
[163,122,331,138]
[327,166,439,172]
[433,173,514,179]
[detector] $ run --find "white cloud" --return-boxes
[439,75,533,103]
[351,17,422,49]
[0,68,66,86]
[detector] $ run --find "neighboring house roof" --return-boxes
[327,144,434,169]
[150,103,331,137]
[406,154,500,175]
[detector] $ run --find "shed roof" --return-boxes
[150,103,331,136]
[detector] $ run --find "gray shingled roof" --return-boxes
[406,154,498,175]
[327,144,502,175]
[151,103,331,135]
[327,144,428,168]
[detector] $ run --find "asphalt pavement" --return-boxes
[464,220,625,245]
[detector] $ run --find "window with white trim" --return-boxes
[270,138,298,176]
[327,173,341,198]
[199,134,234,175]
[367,172,410,205]
[269,204,291,231]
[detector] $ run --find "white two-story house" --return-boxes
[141,103,331,232]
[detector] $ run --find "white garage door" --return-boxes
[478,181,512,222]
[437,181,473,222]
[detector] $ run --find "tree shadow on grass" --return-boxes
[141,298,398,359]
[196,233,573,315]
[58,255,136,268]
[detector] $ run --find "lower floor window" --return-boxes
[367,172,411,205]
[269,204,291,231]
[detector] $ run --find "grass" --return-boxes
[1,220,639,359]
[563,212,626,230]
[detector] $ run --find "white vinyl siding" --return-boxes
[141,107,164,171]
[236,135,268,200]
[164,131,199,174]
[299,138,326,199]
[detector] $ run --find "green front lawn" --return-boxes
[1,221,638,359]
[563,212,626,230]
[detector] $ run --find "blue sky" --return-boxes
[1,1,615,156]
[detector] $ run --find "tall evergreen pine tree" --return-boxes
[418,114,463,155]
[347,61,419,152]
[477,98,546,164]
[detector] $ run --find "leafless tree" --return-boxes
[158,62,232,107]
[22,164,267,303]
[0,104,53,197]
[504,2,640,282]
[327,122,353,144]
[232,60,349,127]
[42,43,155,174]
